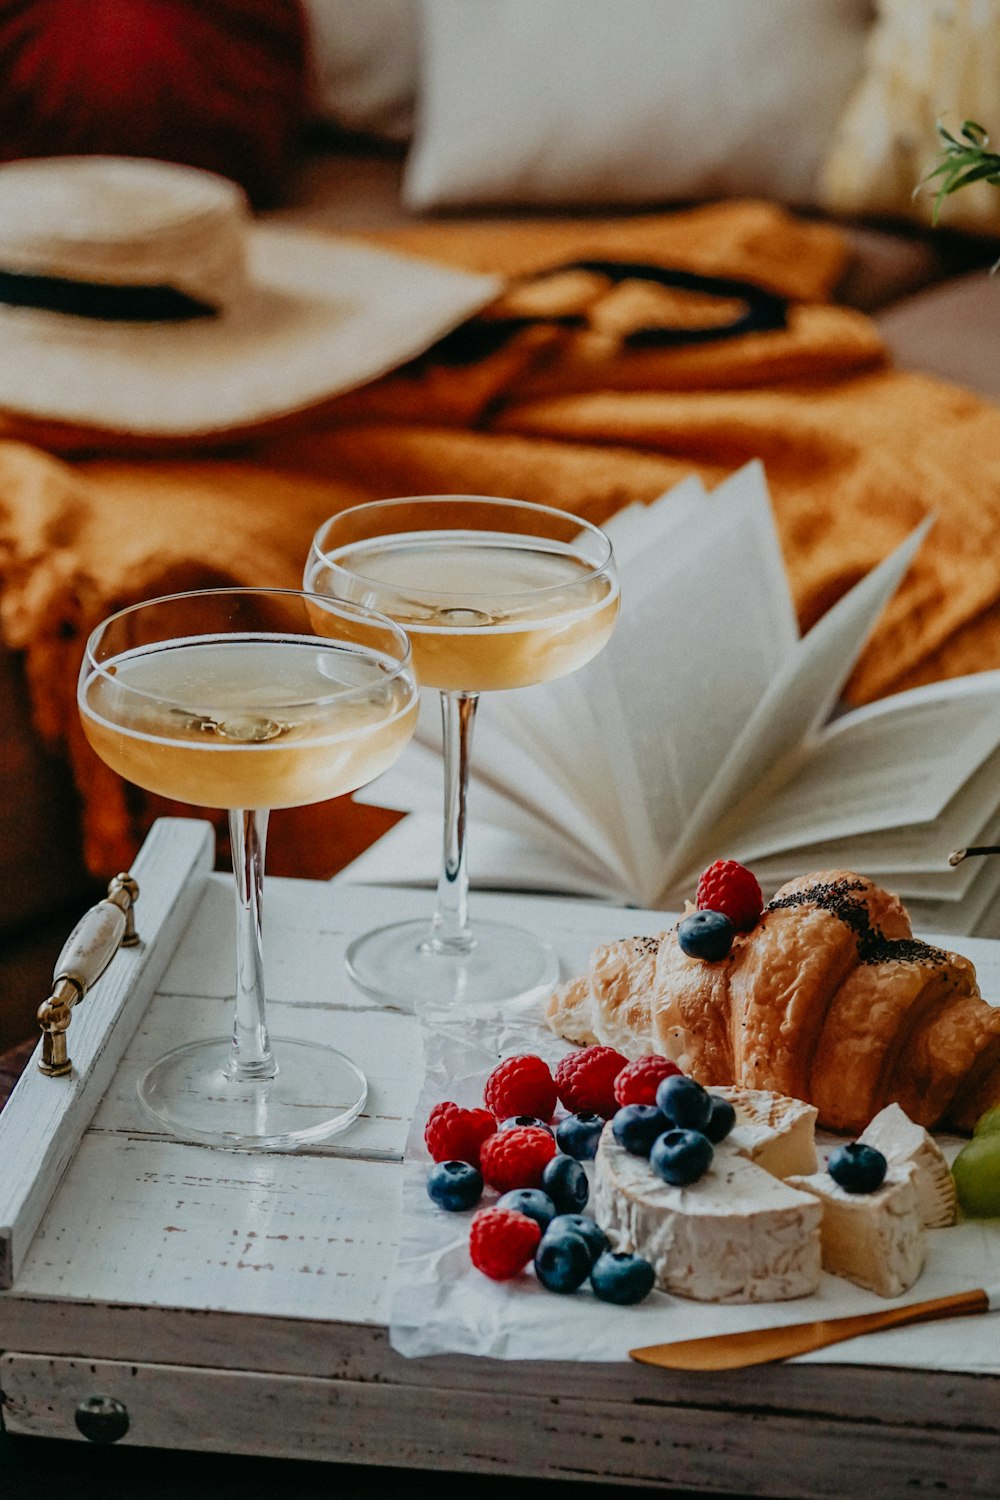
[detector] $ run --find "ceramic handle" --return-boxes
[37,874,140,1077]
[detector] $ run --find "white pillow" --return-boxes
[304,0,419,141]
[404,0,873,209]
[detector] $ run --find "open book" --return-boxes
[350,462,1000,937]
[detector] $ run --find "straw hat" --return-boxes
[0,155,501,435]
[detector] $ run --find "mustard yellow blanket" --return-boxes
[1,200,998,879]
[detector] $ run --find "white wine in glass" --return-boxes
[306,496,619,1010]
[78,588,419,1150]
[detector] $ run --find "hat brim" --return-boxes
[0,228,502,435]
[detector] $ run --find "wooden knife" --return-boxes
[629,1285,1000,1371]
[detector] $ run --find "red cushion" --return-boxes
[0,1,309,204]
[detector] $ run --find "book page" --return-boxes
[357,708,635,892]
[658,514,935,892]
[737,740,1000,898]
[359,463,799,906]
[338,811,633,902]
[359,477,713,892]
[714,672,1000,864]
[907,846,1000,940]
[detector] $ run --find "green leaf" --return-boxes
[919,117,1000,222]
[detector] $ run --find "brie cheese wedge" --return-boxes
[858,1102,957,1229]
[593,1093,823,1304]
[718,1086,818,1179]
[787,1161,924,1298]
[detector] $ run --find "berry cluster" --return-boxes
[611,1071,735,1188]
[423,1046,656,1305]
[678,859,763,962]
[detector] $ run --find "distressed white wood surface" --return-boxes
[2,867,646,1323]
[3,816,1000,1494]
[0,818,213,1288]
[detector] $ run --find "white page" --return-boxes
[713,673,1000,865]
[742,742,1000,899]
[362,478,714,888]
[468,462,794,867]
[484,657,664,900]
[360,464,797,905]
[358,733,632,894]
[659,515,935,892]
[593,461,797,868]
[470,475,714,898]
[337,812,632,902]
[907,852,1000,939]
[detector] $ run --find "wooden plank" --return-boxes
[4,1353,1000,1497]
[1,1296,999,1437]
[0,819,214,1289]
[10,1133,404,1324]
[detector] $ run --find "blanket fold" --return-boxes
[0,199,998,880]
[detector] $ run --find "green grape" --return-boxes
[972,1107,1000,1138]
[952,1135,1000,1218]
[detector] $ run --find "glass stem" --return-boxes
[427,690,478,954]
[226,807,277,1081]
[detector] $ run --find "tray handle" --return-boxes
[37,873,140,1077]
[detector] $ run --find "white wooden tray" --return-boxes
[1,818,999,1496]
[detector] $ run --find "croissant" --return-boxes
[547,870,1000,1134]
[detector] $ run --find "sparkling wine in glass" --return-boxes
[78,588,418,1150]
[305,496,619,1010]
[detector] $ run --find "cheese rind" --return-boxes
[858,1102,957,1229]
[716,1086,818,1179]
[593,1127,822,1303]
[787,1161,924,1298]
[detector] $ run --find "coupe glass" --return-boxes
[78,587,418,1150]
[305,496,619,1009]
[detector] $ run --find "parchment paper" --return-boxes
[389,990,1000,1371]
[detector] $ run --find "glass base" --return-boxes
[137,1036,368,1151]
[345,916,560,1011]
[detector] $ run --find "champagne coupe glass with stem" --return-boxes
[78,587,419,1150]
[305,496,619,1010]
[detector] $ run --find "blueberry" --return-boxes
[649,1128,714,1187]
[534,1230,593,1293]
[655,1074,713,1133]
[426,1159,484,1211]
[496,1187,557,1230]
[704,1094,736,1144]
[499,1114,554,1136]
[677,909,734,961]
[590,1250,656,1305]
[541,1153,589,1213]
[827,1142,887,1194]
[555,1111,605,1160]
[612,1103,669,1157]
[546,1213,608,1265]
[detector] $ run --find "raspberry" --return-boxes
[424,1101,496,1166]
[554,1046,628,1118]
[479,1125,557,1192]
[469,1207,542,1280]
[695,859,763,932]
[613,1054,682,1107]
[483,1053,557,1121]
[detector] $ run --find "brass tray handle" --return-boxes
[37,873,140,1077]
